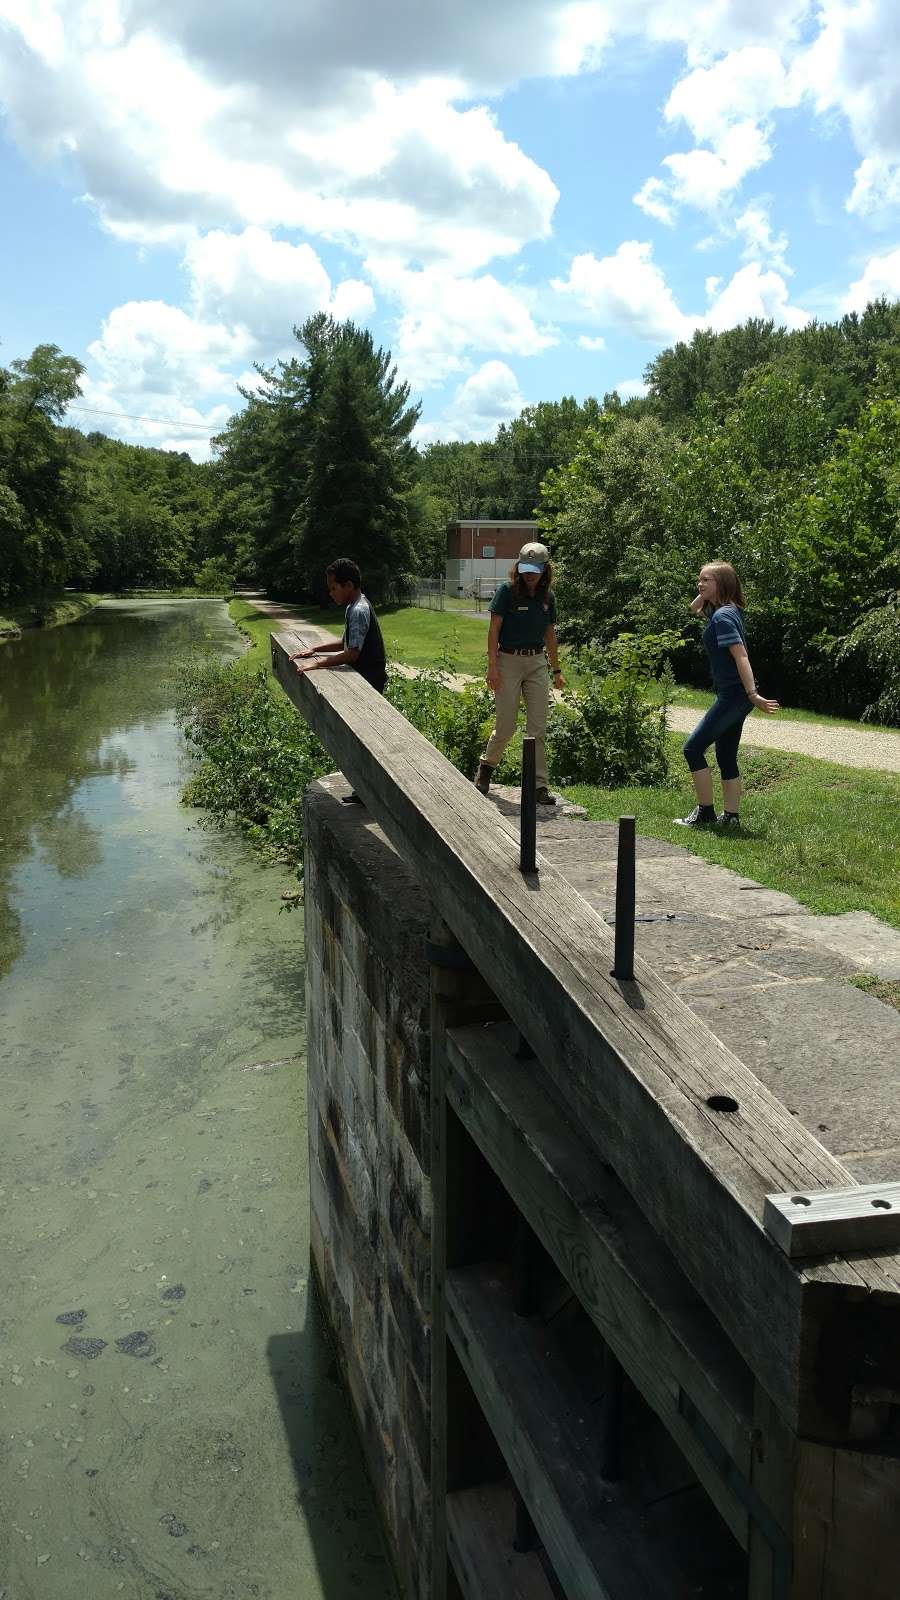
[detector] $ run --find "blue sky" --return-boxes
[1,1,898,459]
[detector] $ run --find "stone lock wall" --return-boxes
[304,775,433,1600]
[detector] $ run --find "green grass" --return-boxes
[229,596,492,675]
[227,597,900,930]
[849,975,900,1012]
[0,591,100,640]
[562,735,900,930]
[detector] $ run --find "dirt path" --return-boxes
[253,599,900,775]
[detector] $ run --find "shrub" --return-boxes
[193,555,234,594]
[546,631,683,787]
[384,654,493,778]
[832,597,900,725]
[174,658,330,869]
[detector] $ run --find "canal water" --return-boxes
[0,601,396,1600]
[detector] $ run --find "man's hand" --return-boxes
[752,693,779,714]
[288,647,313,662]
[293,656,320,675]
[486,663,501,693]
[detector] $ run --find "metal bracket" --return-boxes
[764,1181,900,1258]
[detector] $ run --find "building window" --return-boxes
[482,545,495,558]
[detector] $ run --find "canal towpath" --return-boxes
[245,596,900,775]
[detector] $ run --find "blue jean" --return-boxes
[683,686,752,781]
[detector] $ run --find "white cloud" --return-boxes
[665,46,792,144]
[77,300,250,459]
[577,334,606,350]
[705,262,808,331]
[614,377,649,399]
[552,242,696,344]
[367,258,556,388]
[184,226,374,351]
[846,156,900,220]
[793,0,900,219]
[842,247,900,313]
[553,240,809,346]
[734,202,790,275]
[0,9,560,268]
[416,360,525,444]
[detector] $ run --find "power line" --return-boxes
[66,403,220,432]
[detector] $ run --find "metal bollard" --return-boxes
[611,815,636,981]
[520,735,537,875]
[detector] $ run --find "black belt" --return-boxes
[499,645,545,656]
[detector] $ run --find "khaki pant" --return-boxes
[483,651,550,787]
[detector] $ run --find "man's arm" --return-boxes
[294,644,360,673]
[289,636,345,662]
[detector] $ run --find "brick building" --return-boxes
[445,519,538,594]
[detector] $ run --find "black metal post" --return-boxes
[520,735,537,875]
[599,1344,625,1481]
[611,815,636,981]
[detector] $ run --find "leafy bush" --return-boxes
[384,653,493,778]
[174,658,331,869]
[546,631,683,787]
[193,555,234,594]
[832,597,900,725]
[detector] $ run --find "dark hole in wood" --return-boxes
[791,1195,812,1206]
[871,1198,892,1210]
[706,1095,739,1114]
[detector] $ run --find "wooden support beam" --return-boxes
[444,1020,755,1550]
[274,634,900,1442]
[429,914,507,1600]
[765,1183,900,1259]
[446,1483,556,1600]
[447,1262,746,1599]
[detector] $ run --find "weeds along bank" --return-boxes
[0,590,100,641]
[174,634,674,882]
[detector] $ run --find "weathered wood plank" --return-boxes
[792,1443,900,1599]
[274,635,900,1438]
[765,1183,900,1258]
[447,1261,746,1600]
[446,1482,555,1600]
[429,916,507,1600]
[444,1020,755,1549]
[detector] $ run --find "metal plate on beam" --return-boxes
[764,1182,900,1258]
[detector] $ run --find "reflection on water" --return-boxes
[0,602,395,1600]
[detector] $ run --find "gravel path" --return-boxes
[253,599,900,775]
[666,705,900,774]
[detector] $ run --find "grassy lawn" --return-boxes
[563,735,900,929]
[227,597,900,929]
[230,595,492,675]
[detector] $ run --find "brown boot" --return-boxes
[535,787,557,806]
[474,761,495,795]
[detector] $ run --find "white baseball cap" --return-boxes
[517,541,550,573]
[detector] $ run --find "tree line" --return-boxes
[3,302,898,719]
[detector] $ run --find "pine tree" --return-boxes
[291,318,420,601]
